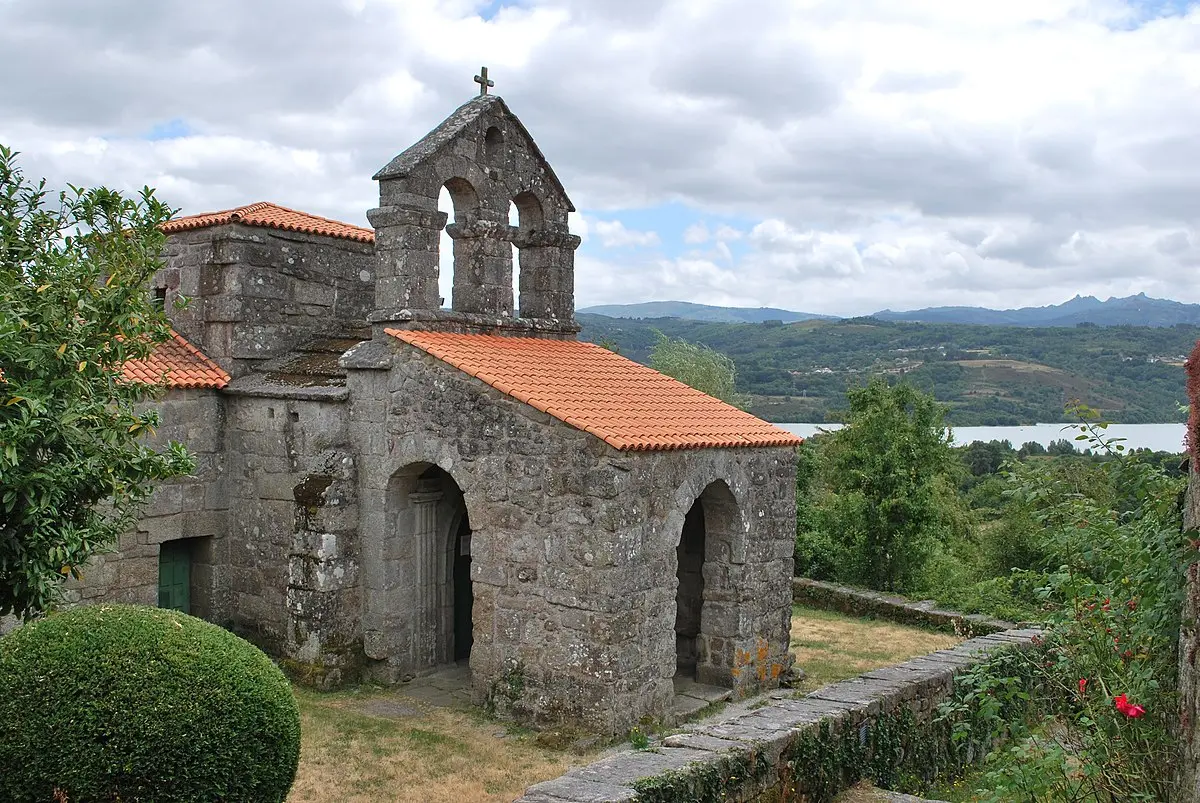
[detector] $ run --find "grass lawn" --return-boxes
[287,606,963,802]
[288,686,585,803]
[789,604,962,694]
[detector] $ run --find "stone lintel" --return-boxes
[222,374,349,402]
[368,308,580,337]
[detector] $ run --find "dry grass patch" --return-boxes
[288,687,589,803]
[790,604,961,694]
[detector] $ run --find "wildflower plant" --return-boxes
[977,403,1190,800]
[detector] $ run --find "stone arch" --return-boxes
[437,171,516,317]
[511,190,545,318]
[670,477,747,687]
[362,458,480,681]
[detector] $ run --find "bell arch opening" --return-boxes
[674,480,741,686]
[438,177,482,313]
[509,200,520,314]
[378,462,474,673]
[512,191,545,319]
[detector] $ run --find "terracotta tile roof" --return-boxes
[161,202,374,244]
[122,331,230,389]
[387,330,803,452]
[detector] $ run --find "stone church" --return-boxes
[78,91,802,734]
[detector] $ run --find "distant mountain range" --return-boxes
[579,294,1200,328]
[577,301,836,324]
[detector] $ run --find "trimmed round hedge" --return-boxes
[0,604,301,802]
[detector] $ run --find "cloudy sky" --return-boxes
[2,0,1198,315]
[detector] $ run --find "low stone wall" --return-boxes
[793,578,1016,636]
[515,628,1041,803]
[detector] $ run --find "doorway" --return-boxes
[675,502,706,677]
[452,514,473,663]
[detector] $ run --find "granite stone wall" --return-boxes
[341,337,797,735]
[220,385,361,686]
[61,388,228,618]
[155,225,375,377]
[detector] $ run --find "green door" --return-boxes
[158,540,191,613]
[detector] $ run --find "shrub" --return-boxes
[0,604,301,802]
[796,379,968,592]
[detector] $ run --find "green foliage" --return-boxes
[796,379,971,591]
[648,330,744,407]
[631,746,770,802]
[0,146,193,618]
[578,313,1196,425]
[954,407,1190,800]
[0,604,301,802]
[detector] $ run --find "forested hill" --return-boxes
[577,314,1199,426]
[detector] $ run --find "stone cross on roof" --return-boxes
[474,66,494,96]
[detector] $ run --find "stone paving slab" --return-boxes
[565,746,713,788]
[519,777,638,802]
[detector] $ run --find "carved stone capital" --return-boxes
[512,228,582,250]
[444,220,513,241]
[367,205,448,231]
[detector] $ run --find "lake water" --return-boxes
[778,422,1189,453]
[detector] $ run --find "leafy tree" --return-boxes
[649,331,744,407]
[797,378,967,591]
[0,146,193,619]
[1047,438,1078,456]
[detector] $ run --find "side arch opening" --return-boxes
[675,480,741,687]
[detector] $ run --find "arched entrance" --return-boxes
[372,463,473,675]
[674,480,741,686]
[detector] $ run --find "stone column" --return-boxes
[514,226,581,322]
[411,480,444,669]
[367,205,448,314]
[444,219,514,317]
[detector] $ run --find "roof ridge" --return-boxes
[386,329,802,453]
[233,201,373,233]
[162,202,374,244]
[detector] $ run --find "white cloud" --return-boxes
[683,223,710,244]
[2,0,1200,314]
[591,219,661,248]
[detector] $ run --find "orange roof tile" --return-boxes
[387,330,803,452]
[122,331,230,389]
[161,202,374,244]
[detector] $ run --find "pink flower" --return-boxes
[1114,694,1146,719]
[1078,678,1088,696]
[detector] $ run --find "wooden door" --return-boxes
[158,540,191,613]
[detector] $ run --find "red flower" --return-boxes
[1114,694,1147,719]
[1078,678,1088,696]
